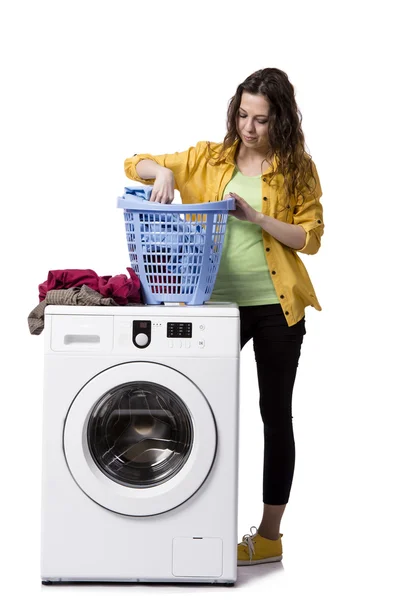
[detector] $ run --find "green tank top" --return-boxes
[209,167,280,306]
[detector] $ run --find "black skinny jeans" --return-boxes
[239,303,306,505]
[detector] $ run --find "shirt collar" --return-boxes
[224,138,277,174]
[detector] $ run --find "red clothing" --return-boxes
[39,268,141,304]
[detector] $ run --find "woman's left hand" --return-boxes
[226,192,260,224]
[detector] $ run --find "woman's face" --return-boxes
[236,92,270,152]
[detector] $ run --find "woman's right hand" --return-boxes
[149,167,175,204]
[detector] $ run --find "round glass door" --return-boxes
[64,362,217,516]
[87,381,193,488]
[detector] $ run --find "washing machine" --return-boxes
[41,302,240,585]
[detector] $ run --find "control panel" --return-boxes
[114,313,239,358]
[46,307,240,358]
[131,319,203,352]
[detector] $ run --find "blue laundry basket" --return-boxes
[117,195,235,305]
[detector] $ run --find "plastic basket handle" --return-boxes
[117,196,236,212]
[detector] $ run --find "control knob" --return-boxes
[135,333,149,347]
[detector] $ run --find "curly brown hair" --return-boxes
[207,67,318,200]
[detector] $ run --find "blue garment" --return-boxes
[124,185,153,201]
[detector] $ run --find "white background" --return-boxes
[1,0,399,598]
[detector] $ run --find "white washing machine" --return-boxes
[41,303,240,585]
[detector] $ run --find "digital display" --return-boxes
[140,322,147,328]
[167,322,192,338]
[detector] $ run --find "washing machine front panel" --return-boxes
[63,362,217,516]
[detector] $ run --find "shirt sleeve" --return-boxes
[124,141,205,192]
[292,161,324,255]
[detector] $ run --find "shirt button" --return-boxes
[263,177,267,182]
[263,196,268,201]
[317,219,321,223]
[271,271,276,275]
[285,311,289,315]
[265,247,270,251]
[280,294,285,299]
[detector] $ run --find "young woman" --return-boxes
[124,67,324,566]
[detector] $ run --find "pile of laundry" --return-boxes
[28,268,142,335]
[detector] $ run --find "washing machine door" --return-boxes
[63,362,217,516]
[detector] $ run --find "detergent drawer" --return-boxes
[50,315,114,352]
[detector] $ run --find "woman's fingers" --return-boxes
[149,168,175,203]
[149,190,158,202]
[160,189,173,204]
[150,187,174,203]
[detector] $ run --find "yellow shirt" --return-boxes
[124,139,324,327]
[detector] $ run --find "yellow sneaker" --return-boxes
[238,526,283,566]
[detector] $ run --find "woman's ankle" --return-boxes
[257,528,280,541]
